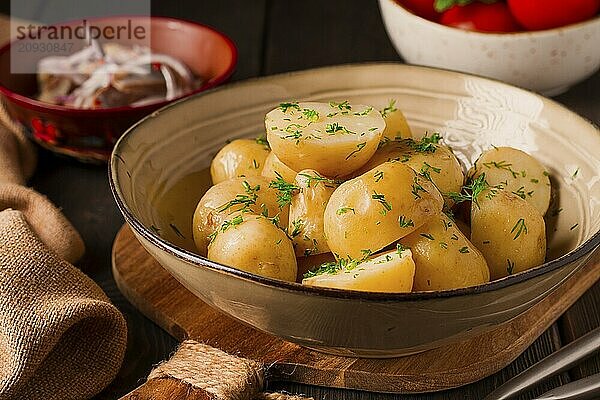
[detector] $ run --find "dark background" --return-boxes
[3,1,599,399]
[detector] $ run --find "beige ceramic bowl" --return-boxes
[110,63,600,357]
[379,0,600,96]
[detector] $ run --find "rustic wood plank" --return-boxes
[559,281,600,381]
[152,0,267,81]
[262,0,400,75]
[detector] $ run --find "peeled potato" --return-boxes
[379,99,412,140]
[261,151,297,183]
[399,214,489,291]
[471,147,551,215]
[192,176,287,255]
[324,162,443,259]
[208,213,297,282]
[302,247,415,293]
[289,169,337,257]
[210,139,270,184]
[352,136,464,206]
[471,188,546,280]
[265,101,385,177]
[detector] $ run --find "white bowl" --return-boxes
[110,63,600,357]
[379,0,600,96]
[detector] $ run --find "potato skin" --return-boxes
[208,214,297,282]
[289,169,336,257]
[302,248,415,293]
[400,214,489,291]
[351,139,464,207]
[261,152,297,183]
[380,100,412,140]
[471,147,551,215]
[192,176,287,255]
[265,102,385,177]
[471,188,546,280]
[210,139,270,184]
[324,162,443,259]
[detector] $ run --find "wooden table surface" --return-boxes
[10,1,599,399]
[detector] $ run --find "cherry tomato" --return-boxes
[440,2,522,32]
[507,0,600,30]
[399,0,439,21]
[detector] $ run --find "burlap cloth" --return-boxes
[0,121,128,399]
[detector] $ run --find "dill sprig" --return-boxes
[408,133,442,153]
[208,214,245,244]
[398,215,414,228]
[297,171,338,188]
[329,100,351,111]
[269,172,299,208]
[380,99,398,118]
[302,108,319,122]
[279,102,300,112]
[512,186,526,200]
[217,181,260,213]
[336,207,355,215]
[372,191,392,215]
[482,160,519,178]
[446,173,499,208]
[511,218,528,240]
[290,219,304,237]
[419,161,441,181]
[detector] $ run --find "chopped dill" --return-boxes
[279,102,300,112]
[372,191,392,215]
[269,172,299,208]
[398,215,414,228]
[511,218,528,240]
[337,207,355,215]
[380,99,398,118]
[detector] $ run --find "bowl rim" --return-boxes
[381,0,600,37]
[109,62,600,301]
[0,15,238,115]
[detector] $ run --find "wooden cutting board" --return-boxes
[112,225,600,394]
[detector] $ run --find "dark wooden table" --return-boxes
[18,1,600,399]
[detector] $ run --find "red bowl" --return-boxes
[0,16,237,162]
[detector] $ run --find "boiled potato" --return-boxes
[289,169,337,257]
[471,188,546,280]
[302,247,415,293]
[261,151,297,183]
[352,135,464,206]
[210,138,270,184]
[208,213,297,282]
[379,99,412,140]
[470,147,551,215]
[324,162,443,259]
[192,176,287,255]
[265,101,385,177]
[399,214,489,291]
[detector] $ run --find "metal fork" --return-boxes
[484,327,600,400]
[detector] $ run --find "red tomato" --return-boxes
[507,0,600,30]
[399,0,439,21]
[440,2,522,32]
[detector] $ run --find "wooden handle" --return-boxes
[120,377,212,400]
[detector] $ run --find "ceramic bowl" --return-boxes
[379,0,600,96]
[110,63,600,357]
[0,16,236,162]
